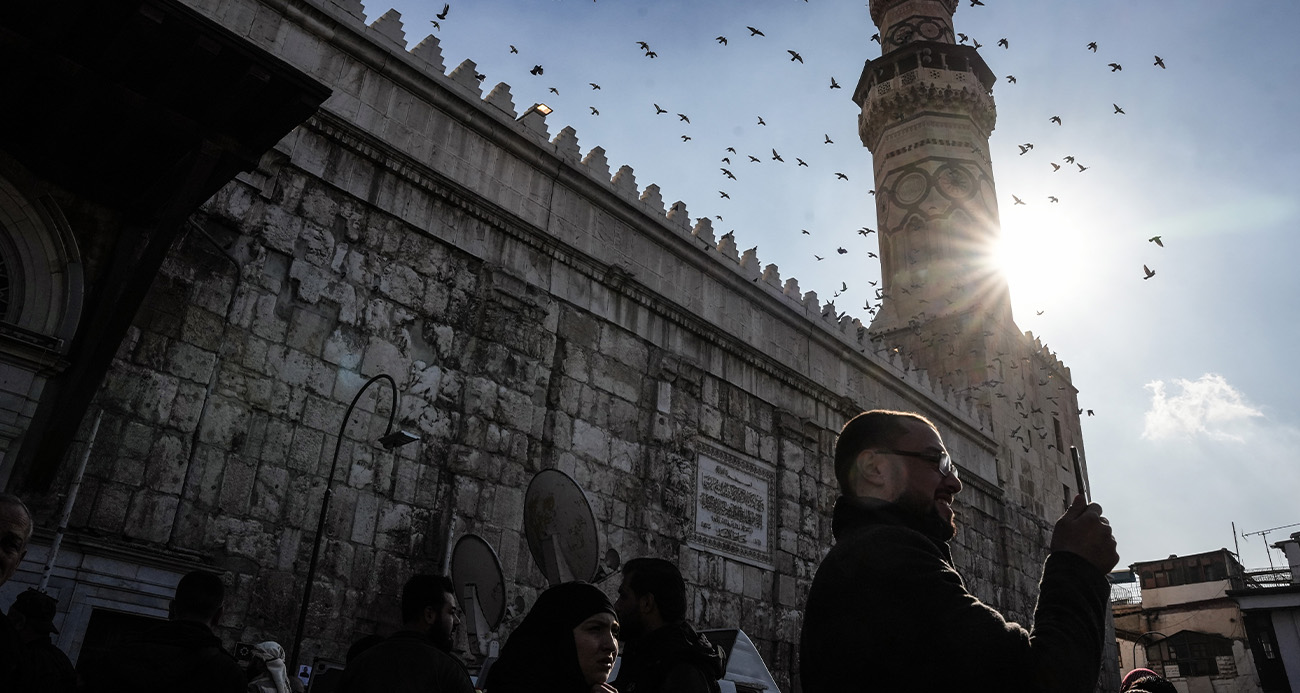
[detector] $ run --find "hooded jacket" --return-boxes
[612,621,725,693]
[79,619,245,693]
[799,496,1109,693]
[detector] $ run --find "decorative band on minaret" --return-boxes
[856,0,1009,334]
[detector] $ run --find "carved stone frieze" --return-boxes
[860,80,996,149]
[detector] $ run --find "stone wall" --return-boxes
[45,0,1077,688]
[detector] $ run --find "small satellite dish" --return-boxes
[524,469,600,585]
[451,534,506,629]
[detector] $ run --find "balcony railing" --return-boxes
[1241,567,1294,588]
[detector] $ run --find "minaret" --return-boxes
[854,0,1012,388]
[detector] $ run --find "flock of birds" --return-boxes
[402,1,1180,422]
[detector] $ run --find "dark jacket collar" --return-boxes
[831,495,953,560]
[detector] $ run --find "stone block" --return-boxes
[124,490,179,544]
[252,463,289,523]
[181,307,228,352]
[218,460,256,516]
[350,491,378,544]
[288,426,326,473]
[144,433,189,496]
[166,342,218,384]
[90,483,132,534]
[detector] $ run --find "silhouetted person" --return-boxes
[0,493,34,681]
[80,570,245,693]
[337,574,474,693]
[800,410,1118,692]
[611,558,724,693]
[9,587,76,692]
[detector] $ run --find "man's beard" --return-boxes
[894,488,957,542]
[428,623,453,653]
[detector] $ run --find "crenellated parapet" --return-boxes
[180,0,991,432]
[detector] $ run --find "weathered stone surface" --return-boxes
[60,3,1082,687]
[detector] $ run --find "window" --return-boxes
[1147,631,1234,677]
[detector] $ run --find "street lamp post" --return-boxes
[288,372,419,671]
[1131,630,1168,673]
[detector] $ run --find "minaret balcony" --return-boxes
[854,41,998,150]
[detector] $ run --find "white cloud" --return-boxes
[1142,373,1263,442]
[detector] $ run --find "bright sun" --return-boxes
[989,201,1096,321]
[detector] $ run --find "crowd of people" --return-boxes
[0,409,1177,692]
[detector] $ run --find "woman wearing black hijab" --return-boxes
[485,582,620,693]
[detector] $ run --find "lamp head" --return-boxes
[379,430,420,449]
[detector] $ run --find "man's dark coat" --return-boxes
[799,496,1109,692]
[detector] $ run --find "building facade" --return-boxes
[0,0,1110,689]
[1113,549,1262,693]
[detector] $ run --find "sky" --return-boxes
[358,0,1300,571]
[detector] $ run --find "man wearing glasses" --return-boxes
[799,410,1118,692]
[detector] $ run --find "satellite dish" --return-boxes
[524,469,600,585]
[451,534,506,629]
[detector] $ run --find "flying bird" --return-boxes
[530,65,544,75]
[1006,75,1017,83]
[1048,196,1059,203]
[1077,163,1089,172]
[1063,155,1076,163]
[1050,163,1061,171]
[771,149,784,162]
[835,172,849,180]
[1050,115,1062,124]
[858,227,875,236]
[1012,195,1025,205]
[645,51,657,59]
[1143,265,1156,279]
[837,247,848,255]
[590,107,599,115]
[830,77,841,89]
[637,41,650,51]
[971,0,984,6]
[747,26,765,36]
[718,191,729,198]
[721,168,736,179]
[436,3,449,19]
[745,155,760,163]
[871,34,880,43]
[824,134,834,144]
[681,135,691,141]
[590,83,601,90]
[510,45,519,54]
[548,87,559,94]
[1154,55,1166,68]
[429,20,439,30]
[726,147,737,153]
[678,113,690,122]
[796,158,808,167]
[814,255,824,261]
[788,50,804,63]
[653,104,666,114]
[972,39,982,49]
[1108,63,1122,72]
[997,38,1009,48]
[716,36,728,45]
[1087,42,1098,52]
[1113,103,1125,114]
[1017,143,1032,155]
[757,116,766,125]
[958,33,968,44]
[801,229,811,235]
[1149,236,1164,247]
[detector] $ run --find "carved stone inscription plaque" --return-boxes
[690,443,774,568]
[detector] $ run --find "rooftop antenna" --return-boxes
[523,469,600,585]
